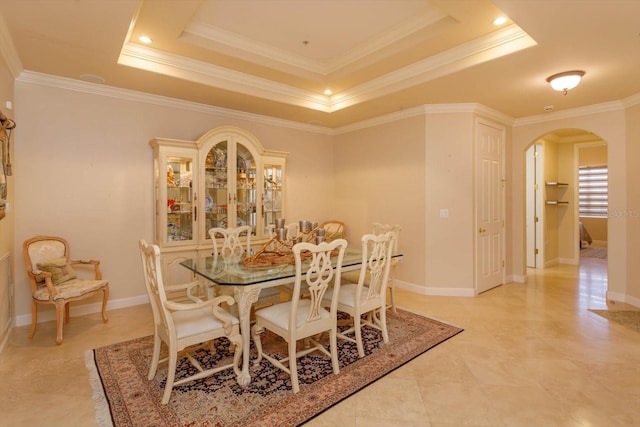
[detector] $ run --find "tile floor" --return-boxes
[1,257,639,426]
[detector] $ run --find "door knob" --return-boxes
[479,228,486,233]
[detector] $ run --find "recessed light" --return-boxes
[324,89,332,95]
[139,35,152,44]
[493,16,508,26]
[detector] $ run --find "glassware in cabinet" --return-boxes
[152,127,287,250]
[150,138,197,248]
[263,160,284,233]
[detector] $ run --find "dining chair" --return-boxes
[372,222,402,313]
[209,225,281,309]
[327,232,395,358]
[319,220,347,242]
[22,235,109,345]
[138,239,242,404]
[251,238,348,393]
[209,225,252,262]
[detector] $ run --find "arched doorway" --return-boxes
[524,128,608,270]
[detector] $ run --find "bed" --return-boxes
[579,221,593,248]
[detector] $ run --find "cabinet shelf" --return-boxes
[545,181,568,187]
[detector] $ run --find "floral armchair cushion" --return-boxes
[36,257,77,285]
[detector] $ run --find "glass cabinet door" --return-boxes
[203,140,258,240]
[263,162,283,230]
[165,155,194,243]
[236,143,257,235]
[204,141,229,235]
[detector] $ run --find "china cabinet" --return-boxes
[150,126,288,279]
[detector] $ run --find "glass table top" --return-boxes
[180,247,402,286]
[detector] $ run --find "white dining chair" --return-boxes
[251,238,348,393]
[209,225,282,311]
[372,223,402,312]
[209,225,252,263]
[325,232,395,358]
[138,239,243,404]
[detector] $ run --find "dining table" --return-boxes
[180,247,403,387]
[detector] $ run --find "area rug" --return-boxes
[590,309,640,333]
[85,309,462,427]
[580,246,607,259]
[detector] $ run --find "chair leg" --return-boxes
[148,333,162,380]
[354,314,364,358]
[389,282,397,313]
[379,308,389,344]
[289,339,300,393]
[29,301,38,339]
[330,328,340,375]
[55,301,65,345]
[162,348,178,404]
[101,286,109,323]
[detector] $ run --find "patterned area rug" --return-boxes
[86,309,462,427]
[580,246,607,259]
[590,309,640,333]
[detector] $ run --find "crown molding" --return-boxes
[16,70,334,135]
[182,9,448,77]
[622,92,640,109]
[513,99,627,127]
[118,43,333,112]
[331,25,536,110]
[119,24,535,114]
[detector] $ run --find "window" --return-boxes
[578,165,608,218]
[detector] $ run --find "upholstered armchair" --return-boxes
[23,235,109,344]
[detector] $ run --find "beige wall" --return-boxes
[625,104,640,303]
[424,113,475,292]
[12,81,335,325]
[333,115,426,289]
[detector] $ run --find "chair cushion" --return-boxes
[32,278,108,301]
[256,299,330,330]
[36,257,77,285]
[172,307,239,340]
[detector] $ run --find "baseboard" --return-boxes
[395,280,476,297]
[607,291,640,308]
[14,294,149,327]
[511,274,528,283]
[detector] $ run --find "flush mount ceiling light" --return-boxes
[546,70,585,95]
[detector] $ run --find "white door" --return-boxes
[475,121,505,294]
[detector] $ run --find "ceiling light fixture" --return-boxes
[546,70,585,95]
[324,89,332,95]
[139,35,153,44]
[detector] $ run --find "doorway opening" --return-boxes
[524,129,608,270]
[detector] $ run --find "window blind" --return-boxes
[578,166,608,218]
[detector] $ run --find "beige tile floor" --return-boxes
[1,257,639,426]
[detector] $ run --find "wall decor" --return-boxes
[0,110,16,221]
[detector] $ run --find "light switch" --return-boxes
[439,209,449,218]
